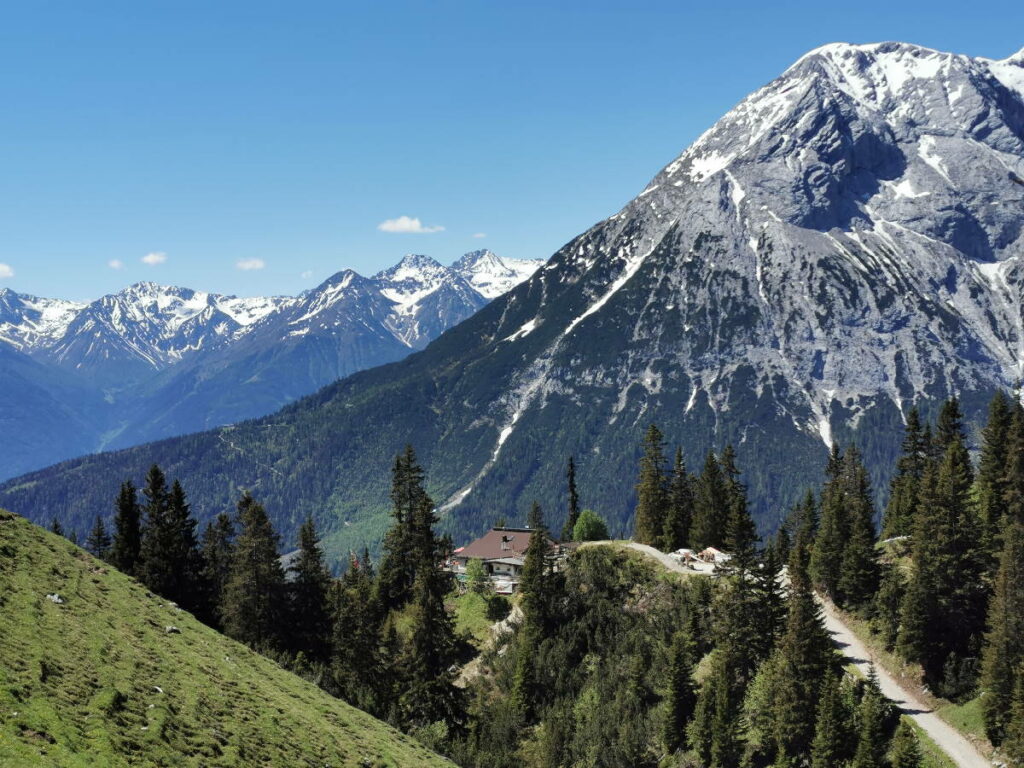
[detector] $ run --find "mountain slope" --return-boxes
[3,42,1023,556]
[0,509,452,767]
[0,252,540,478]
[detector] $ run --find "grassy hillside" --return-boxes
[0,509,452,768]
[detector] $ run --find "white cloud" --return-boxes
[377,215,445,234]
[108,259,124,270]
[0,263,13,279]
[236,258,265,271]
[141,252,167,265]
[472,232,487,239]
[301,270,313,279]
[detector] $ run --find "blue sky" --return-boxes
[1,1,1021,301]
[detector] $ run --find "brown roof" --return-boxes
[455,528,551,560]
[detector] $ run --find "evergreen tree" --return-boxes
[662,447,693,552]
[512,505,555,719]
[837,446,880,609]
[633,424,667,547]
[851,670,887,768]
[85,515,111,560]
[882,407,928,538]
[889,719,923,768]
[811,445,847,599]
[331,552,387,715]
[752,544,787,657]
[199,512,235,627]
[399,495,464,730]
[221,492,286,651]
[690,452,730,550]
[287,516,333,663]
[1005,669,1024,767]
[49,518,64,536]
[377,445,432,609]
[109,481,143,575]
[662,629,696,754]
[527,500,543,530]
[138,469,203,608]
[722,446,757,575]
[810,673,853,768]
[1005,404,1024,528]
[767,539,836,761]
[688,647,741,768]
[981,519,1024,744]
[899,423,986,694]
[561,456,581,541]
[977,391,1013,553]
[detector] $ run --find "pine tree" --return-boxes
[399,496,464,729]
[287,516,333,663]
[662,447,693,552]
[561,456,581,541]
[1005,404,1024,527]
[689,647,741,768]
[633,424,667,547]
[752,544,787,657]
[85,515,112,560]
[109,481,143,575]
[331,552,387,715]
[662,629,696,754]
[811,444,847,599]
[837,446,880,608]
[527,500,543,530]
[377,445,432,609]
[810,673,853,768]
[138,468,203,608]
[513,504,556,719]
[221,492,286,651]
[977,391,1013,553]
[722,446,757,575]
[889,719,923,768]
[768,539,836,761]
[690,452,729,550]
[899,422,986,693]
[882,407,928,538]
[1004,669,1024,767]
[199,512,235,627]
[851,670,887,768]
[981,519,1024,744]
[49,518,64,536]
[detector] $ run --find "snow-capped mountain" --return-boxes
[7,42,1021,551]
[0,251,540,479]
[452,250,546,299]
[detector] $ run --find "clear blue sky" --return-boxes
[1,1,1021,301]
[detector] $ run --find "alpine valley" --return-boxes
[0,250,540,480]
[5,41,1024,559]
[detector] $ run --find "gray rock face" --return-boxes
[485,42,1024,460]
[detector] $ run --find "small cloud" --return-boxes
[0,263,13,279]
[236,258,265,271]
[472,232,487,239]
[300,270,313,279]
[108,259,124,270]
[377,215,445,234]
[141,252,167,266]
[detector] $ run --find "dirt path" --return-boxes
[819,599,991,768]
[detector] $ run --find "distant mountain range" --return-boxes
[4,42,1023,561]
[0,250,542,479]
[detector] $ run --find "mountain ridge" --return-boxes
[3,41,1022,559]
[0,250,541,479]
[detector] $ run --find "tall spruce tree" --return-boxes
[221,492,286,651]
[977,391,1013,553]
[109,480,143,575]
[138,469,203,608]
[837,446,880,608]
[85,515,111,560]
[331,552,387,715]
[199,512,235,627]
[882,408,928,538]
[899,414,986,693]
[1004,404,1024,529]
[851,671,888,768]
[288,516,333,663]
[981,519,1024,744]
[377,445,432,609]
[512,505,556,720]
[662,447,693,552]
[889,719,923,768]
[561,456,581,541]
[399,495,464,730]
[811,444,847,599]
[690,452,729,550]
[633,424,667,547]
[810,673,853,768]
[662,629,697,754]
